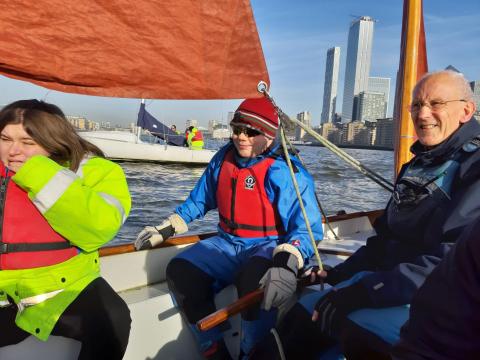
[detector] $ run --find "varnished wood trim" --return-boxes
[100,210,384,258]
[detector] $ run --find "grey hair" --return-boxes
[414,70,474,101]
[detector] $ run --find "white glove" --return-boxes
[135,214,188,250]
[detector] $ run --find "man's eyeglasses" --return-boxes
[409,99,467,114]
[231,125,262,137]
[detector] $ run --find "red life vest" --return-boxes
[216,150,285,237]
[0,163,77,270]
[186,128,204,142]
[192,129,203,142]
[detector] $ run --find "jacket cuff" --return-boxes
[12,155,63,192]
[273,243,304,272]
[168,213,188,234]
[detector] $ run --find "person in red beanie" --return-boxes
[136,96,323,359]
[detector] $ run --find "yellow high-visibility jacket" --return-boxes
[0,155,131,340]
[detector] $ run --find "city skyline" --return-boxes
[0,1,479,127]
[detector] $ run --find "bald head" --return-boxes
[413,70,474,101]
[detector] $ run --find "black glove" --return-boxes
[324,265,344,286]
[260,251,299,311]
[313,282,372,336]
[300,264,343,287]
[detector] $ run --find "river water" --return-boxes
[111,145,394,246]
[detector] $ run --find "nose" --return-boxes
[416,104,432,118]
[8,141,21,155]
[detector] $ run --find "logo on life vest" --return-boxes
[244,175,256,190]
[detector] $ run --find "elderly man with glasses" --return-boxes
[251,70,480,360]
[135,97,323,359]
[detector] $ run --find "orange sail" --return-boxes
[393,0,428,176]
[0,0,269,100]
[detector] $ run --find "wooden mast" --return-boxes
[393,0,428,176]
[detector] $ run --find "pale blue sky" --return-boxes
[1,0,479,127]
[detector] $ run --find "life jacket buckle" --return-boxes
[0,242,8,254]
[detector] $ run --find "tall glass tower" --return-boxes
[341,16,375,122]
[321,47,341,124]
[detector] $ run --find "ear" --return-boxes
[460,100,476,124]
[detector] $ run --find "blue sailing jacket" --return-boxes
[332,118,480,307]
[175,141,323,262]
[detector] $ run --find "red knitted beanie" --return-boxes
[231,97,279,138]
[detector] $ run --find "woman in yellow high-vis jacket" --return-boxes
[0,100,132,359]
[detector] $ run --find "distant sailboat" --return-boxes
[78,102,216,164]
[136,103,185,147]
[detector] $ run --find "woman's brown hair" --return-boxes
[0,99,105,171]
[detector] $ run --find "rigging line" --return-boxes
[256,82,394,192]
[279,125,324,272]
[289,115,394,191]
[283,136,340,241]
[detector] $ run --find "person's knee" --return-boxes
[166,258,216,323]
[235,256,272,320]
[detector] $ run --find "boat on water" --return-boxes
[0,0,426,358]
[0,211,381,360]
[78,130,216,165]
[79,103,216,165]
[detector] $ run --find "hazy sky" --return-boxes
[1,0,479,128]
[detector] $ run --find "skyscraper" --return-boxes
[321,47,341,124]
[341,16,375,122]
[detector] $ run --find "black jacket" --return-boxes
[330,118,480,307]
[392,217,480,359]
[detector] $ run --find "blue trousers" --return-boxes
[298,271,409,359]
[171,235,278,354]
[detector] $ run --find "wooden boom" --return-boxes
[196,276,323,331]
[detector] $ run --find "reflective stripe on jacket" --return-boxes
[217,149,285,237]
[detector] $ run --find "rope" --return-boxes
[289,117,394,192]
[270,328,287,360]
[258,83,394,193]
[283,136,339,240]
[279,125,324,271]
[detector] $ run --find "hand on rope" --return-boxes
[303,264,344,287]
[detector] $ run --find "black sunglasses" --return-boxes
[231,125,262,137]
